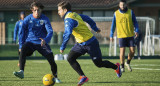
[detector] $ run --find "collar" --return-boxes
[63,11,72,19]
[119,8,128,13]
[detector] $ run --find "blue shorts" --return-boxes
[71,39,102,59]
[22,42,52,57]
[119,37,135,47]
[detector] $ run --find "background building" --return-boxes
[0,0,159,44]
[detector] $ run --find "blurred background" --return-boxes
[0,0,160,57]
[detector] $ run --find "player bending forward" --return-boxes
[13,2,61,83]
[58,1,122,86]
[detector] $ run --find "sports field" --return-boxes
[0,59,160,86]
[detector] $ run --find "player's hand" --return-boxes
[39,38,46,46]
[135,32,139,38]
[110,37,114,42]
[96,29,101,33]
[60,50,64,53]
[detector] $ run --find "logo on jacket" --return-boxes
[40,20,44,25]
[120,17,128,23]
[29,20,33,23]
[20,22,22,25]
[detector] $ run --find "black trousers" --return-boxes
[67,50,117,76]
[19,42,58,77]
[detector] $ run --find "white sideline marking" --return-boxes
[132,64,160,66]
[133,68,160,70]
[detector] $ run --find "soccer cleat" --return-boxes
[125,62,132,72]
[121,68,125,72]
[55,78,61,83]
[115,63,122,78]
[13,71,24,79]
[78,76,83,80]
[78,76,89,86]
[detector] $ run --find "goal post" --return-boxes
[90,17,156,56]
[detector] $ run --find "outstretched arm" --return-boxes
[60,18,77,53]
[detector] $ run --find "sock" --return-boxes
[121,64,124,68]
[81,75,85,77]
[127,59,131,64]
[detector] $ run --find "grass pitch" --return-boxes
[0,59,160,86]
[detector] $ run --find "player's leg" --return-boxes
[17,49,21,66]
[87,39,122,78]
[18,48,32,66]
[36,44,60,83]
[128,47,135,62]
[137,41,141,59]
[67,50,84,76]
[125,46,134,72]
[125,37,135,72]
[119,38,126,72]
[120,47,125,72]
[68,43,88,86]
[13,42,34,79]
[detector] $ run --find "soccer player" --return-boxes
[110,0,139,72]
[58,1,122,86]
[134,31,142,60]
[13,11,31,66]
[13,2,61,83]
[14,11,25,50]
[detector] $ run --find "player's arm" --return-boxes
[110,13,116,42]
[131,10,139,37]
[19,17,29,49]
[13,21,19,42]
[60,18,77,53]
[79,14,100,32]
[43,17,53,44]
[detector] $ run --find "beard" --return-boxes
[120,7,127,11]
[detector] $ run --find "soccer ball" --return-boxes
[42,74,55,86]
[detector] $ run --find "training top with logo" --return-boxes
[20,14,53,48]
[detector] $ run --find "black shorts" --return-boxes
[119,37,135,47]
[21,42,52,57]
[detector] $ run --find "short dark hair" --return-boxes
[20,11,25,15]
[30,2,44,10]
[58,1,71,11]
[119,0,127,3]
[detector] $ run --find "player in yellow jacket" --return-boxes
[58,1,122,86]
[110,0,139,72]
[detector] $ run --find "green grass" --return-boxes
[0,59,160,86]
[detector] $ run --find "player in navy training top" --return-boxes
[13,2,61,83]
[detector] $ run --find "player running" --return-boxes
[13,2,61,83]
[110,0,139,72]
[58,1,122,86]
